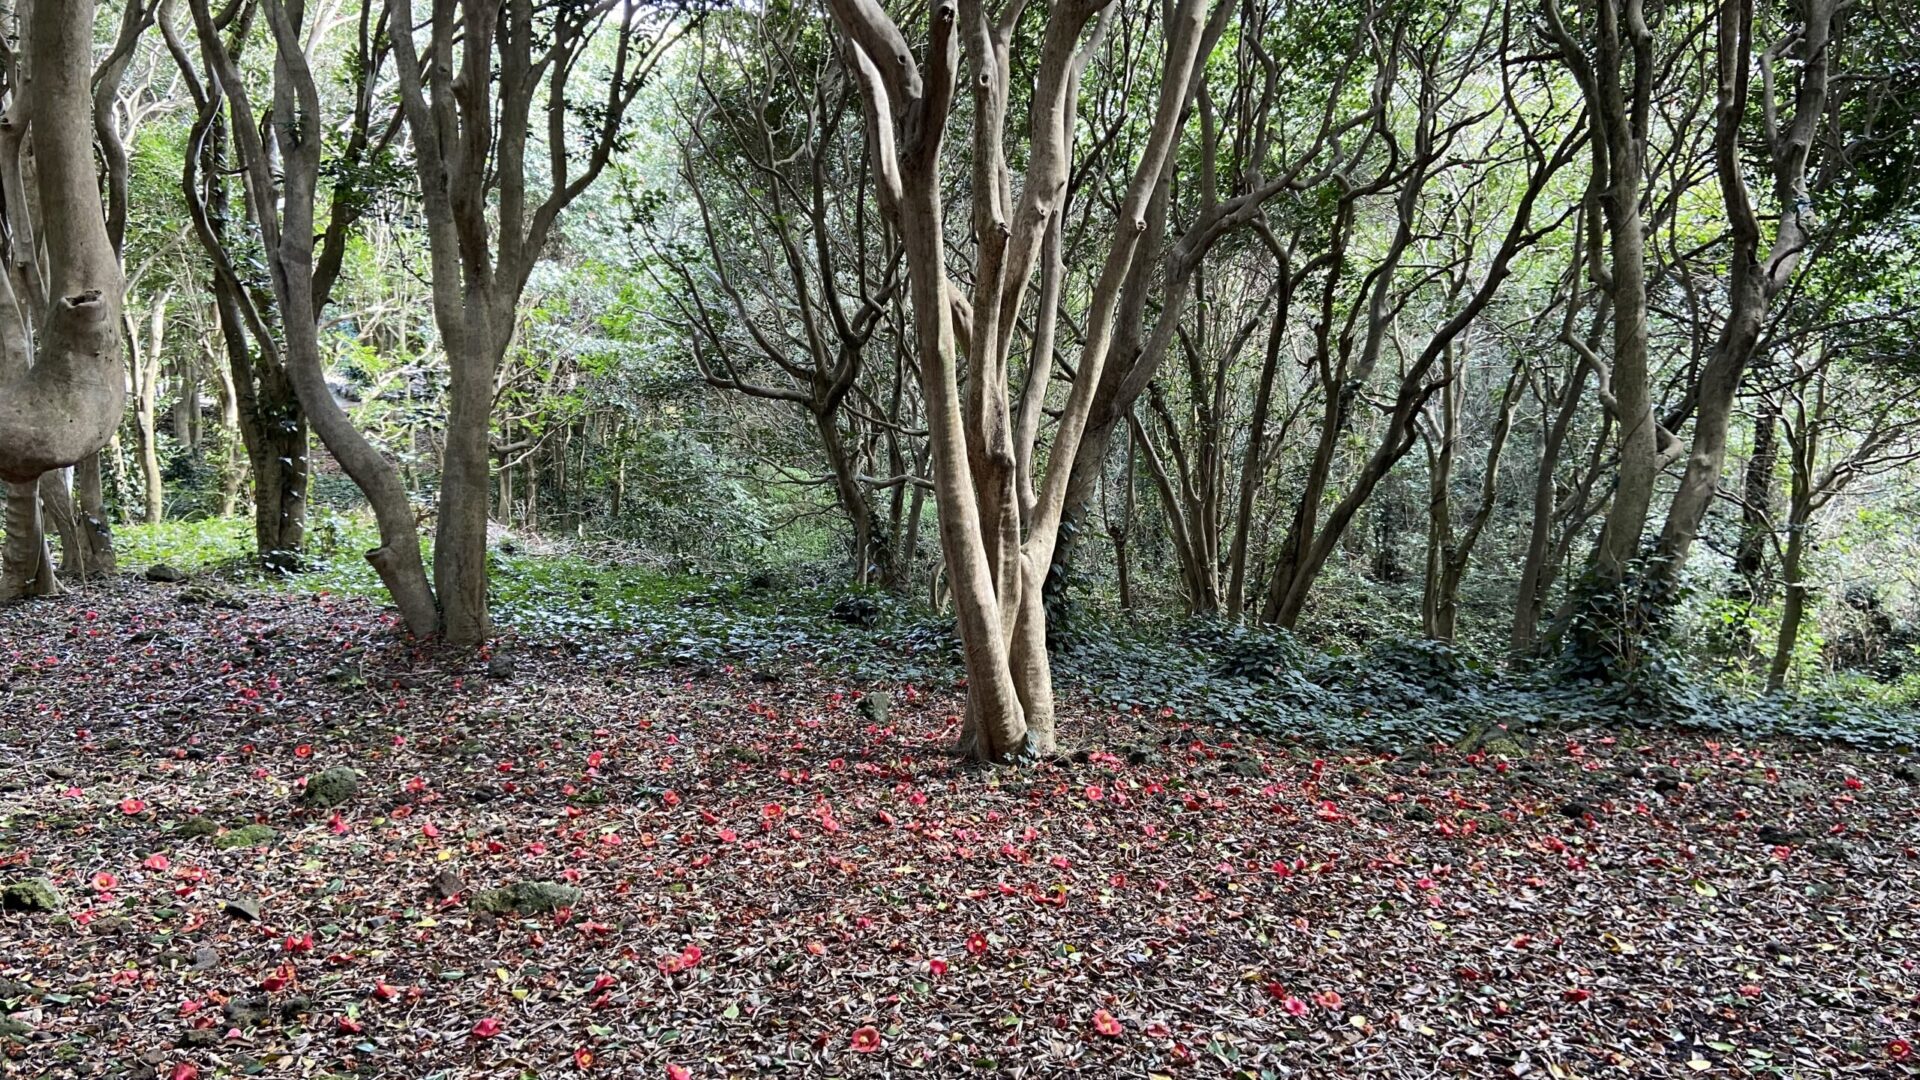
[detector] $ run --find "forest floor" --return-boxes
[1,577,1917,1079]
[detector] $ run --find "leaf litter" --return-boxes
[0,582,1916,1077]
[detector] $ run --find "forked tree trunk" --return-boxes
[831,0,1216,759]
[388,0,687,647]
[0,0,129,593]
[1542,0,1657,627]
[183,0,438,634]
[1652,0,1833,590]
[817,409,884,585]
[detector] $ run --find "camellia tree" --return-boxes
[0,0,129,599]
[825,0,1229,760]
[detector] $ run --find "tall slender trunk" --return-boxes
[1654,0,1833,590]
[211,344,242,517]
[1227,274,1289,620]
[816,408,881,585]
[1734,396,1779,601]
[210,277,307,569]
[38,470,82,575]
[182,0,438,633]
[1767,511,1808,692]
[1510,364,1590,655]
[131,298,169,525]
[73,450,114,576]
[1420,365,1459,639]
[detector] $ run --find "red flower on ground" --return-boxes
[851,1025,883,1052]
[1313,990,1344,1010]
[259,964,296,992]
[929,958,948,977]
[1092,1010,1123,1037]
[118,798,146,815]
[667,1066,692,1080]
[471,1017,503,1039]
[142,853,170,871]
[966,932,989,956]
[1283,996,1309,1017]
[660,944,703,974]
[1890,1040,1912,1061]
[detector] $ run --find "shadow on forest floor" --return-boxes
[114,518,1920,753]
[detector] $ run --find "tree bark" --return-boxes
[0,0,128,489]
[183,0,438,632]
[1652,0,1834,588]
[0,483,58,599]
[1734,395,1779,600]
[73,449,114,576]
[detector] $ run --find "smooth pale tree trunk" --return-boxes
[210,335,242,517]
[830,0,1216,759]
[387,0,687,646]
[172,357,195,448]
[129,297,169,524]
[0,0,129,594]
[1,484,58,599]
